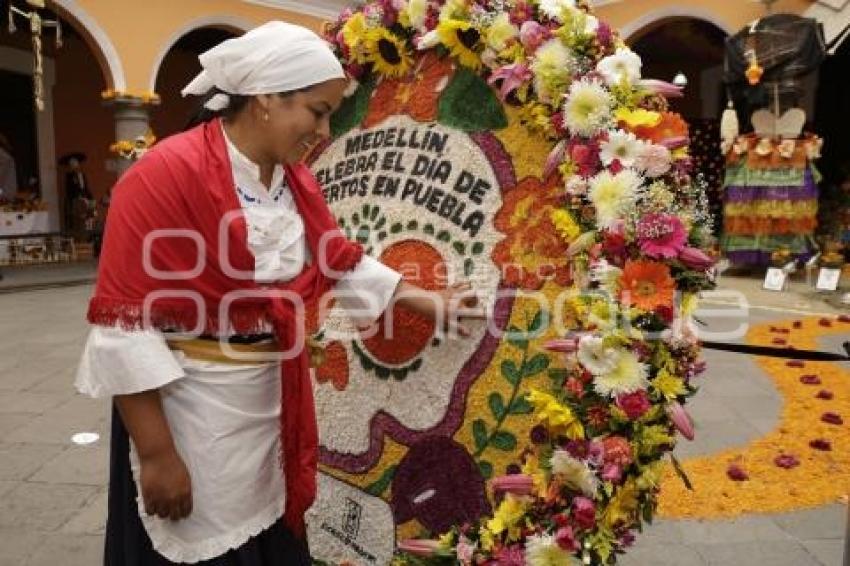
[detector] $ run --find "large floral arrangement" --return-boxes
[324,0,716,563]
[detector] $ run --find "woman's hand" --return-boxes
[139,447,193,521]
[393,280,486,337]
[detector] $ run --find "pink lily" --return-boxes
[397,539,443,556]
[487,63,533,101]
[659,136,689,150]
[490,474,535,496]
[667,401,694,440]
[543,139,567,178]
[678,247,715,270]
[519,21,547,52]
[638,79,684,98]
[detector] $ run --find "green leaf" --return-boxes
[362,204,371,219]
[424,223,435,235]
[464,258,474,277]
[375,365,390,380]
[330,79,374,138]
[410,358,423,371]
[501,360,521,385]
[377,231,387,241]
[509,396,534,415]
[491,431,517,451]
[352,213,360,226]
[391,368,408,381]
[356,226,370,244]
[471,242,484,255]
[364,465,397,497]
[437,67,508,132]
[478,460,493,479]
[452,241,466,255]
[506,325,527,350]
[407,220,418,231]
[472,419,488,452]
[670,454,694,491]
[523,353,550,377]
[390,222,403,234]
[370,206,380,221]
[437,230,451,242]
[338,217,346,228]
[488,392,506,420]
[528,309,549,334]
[548,368,568,387]
[375,216,386,230]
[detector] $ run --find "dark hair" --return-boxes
[184,87,306,131]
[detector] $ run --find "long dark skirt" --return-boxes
[105,406,311,565]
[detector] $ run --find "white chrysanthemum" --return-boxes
[588,168,643,228]
[583,14,600,34]
[562,79,613,137]
[549,449,599,496]
[577,335,619,375]
[538,0,577,22]
[525,533,579,566]
[404,0,428,30]
[531,39,574,103]
[596,47,642,86]
[590,258,622,295]
[593,349,650,397]
[599,129,642,166]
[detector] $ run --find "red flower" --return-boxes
[799,374,822,385]
[602,436,633,467]
[774,454,800,469]
[726,464,749,481]
[566,377,586,399]
[821,412,844,425]
[555,525,579,551]
[616,390,651,420]
[571,496,596,531]
[809,439,832,451]
[587,405,610,428]
[816,390,834,400]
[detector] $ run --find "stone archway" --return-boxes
[148,21,245,140]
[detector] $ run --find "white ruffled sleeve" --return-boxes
[334,255,402,326]
[75,326,186,398]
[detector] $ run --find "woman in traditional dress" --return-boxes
[75,21,481,565]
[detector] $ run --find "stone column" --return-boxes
[106,97,152,177]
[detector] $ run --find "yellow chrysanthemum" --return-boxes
[550,209,581,243]
[521,452,548,498]
[437,19,483,70]
[615,107,662,129]
[527,389,585,439]
[636,424,674,457]
[652,368,686,400]
[486,494,529,541]
[479,528,495,551]
[365,28,413,78]
[341,13,369,61]
[399,0,427,29]
[485,12,518,52]
[602,481,640,529]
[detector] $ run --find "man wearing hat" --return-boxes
[59,151,93,238]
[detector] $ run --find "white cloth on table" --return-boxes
[74,123,401,563]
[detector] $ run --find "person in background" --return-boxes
[0,133,18,202]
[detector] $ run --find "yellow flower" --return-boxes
[652,368,686,400]
[341,13,369,62]
[437,19,483,70]
[681,292,699,316]
[437,531,455,549]
[479,528,495,551]
[602,480,639,529]
[636,460,664,490]
[486,494,529,541]
[521,452,548,498]
[365,28,413,78]
[550,209,581,243]
[527,389,585,439]
[636,424,674,457]
[485,12,518,52]
[615,107,662,129]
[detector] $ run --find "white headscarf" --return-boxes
[181,21,345,111]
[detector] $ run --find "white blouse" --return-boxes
[74,124,401,563]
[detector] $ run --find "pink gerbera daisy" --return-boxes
[636,213,687,259]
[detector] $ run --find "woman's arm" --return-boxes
[115,391,192,521]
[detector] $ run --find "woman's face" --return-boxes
[263,78,348,164]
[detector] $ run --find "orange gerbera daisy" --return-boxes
[619,260,676,311]
[630,111,689,145]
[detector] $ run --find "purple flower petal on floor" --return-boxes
[774,454,800,469]
[816,390,834,400]
[809,439,832,451]
[793,320,803,329]
[786,360,805,368]
[819,318,833,327]
[821,412,844,426]
[799,374,822,385]
[771,338,788,346]
[726,464,749,481]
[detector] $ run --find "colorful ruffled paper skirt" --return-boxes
[721,165,819,265]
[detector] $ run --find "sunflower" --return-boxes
[365,28,413,78]
[618,259,676,311]
[436,19,483,70]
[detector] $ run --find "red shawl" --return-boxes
[89,118,363,536]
